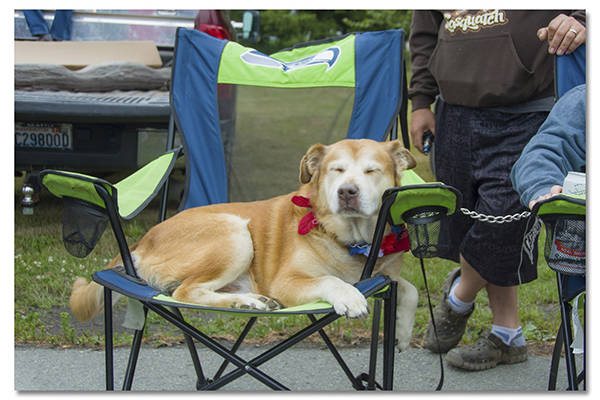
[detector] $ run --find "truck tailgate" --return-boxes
[15,89,170,122]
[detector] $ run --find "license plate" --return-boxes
[15,122,73,150]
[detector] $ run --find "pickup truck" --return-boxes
[14,9,258,209]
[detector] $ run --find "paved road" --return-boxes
[15,343,582,392]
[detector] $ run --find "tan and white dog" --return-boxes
[70,138,419,350]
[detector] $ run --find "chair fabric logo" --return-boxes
[240,46,341,73]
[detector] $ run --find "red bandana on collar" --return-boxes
[291,195,319,235]
[291,195,410,257]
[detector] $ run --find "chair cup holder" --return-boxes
[62,197,109,258]
[402,206,446,259]
[541,215,586,276]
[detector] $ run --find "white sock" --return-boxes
[447,276,474,314]
[491,325,525,346]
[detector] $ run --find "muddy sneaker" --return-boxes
[445,330,528,371]
[423,267,474,353]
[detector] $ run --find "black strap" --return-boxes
[420,258,444,391]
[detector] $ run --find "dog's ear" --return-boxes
[386,141,416,183]
[299,144,327,184]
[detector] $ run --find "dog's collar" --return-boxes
[292,195,410,257]
[292,195,319,235]
[347,225,410,258]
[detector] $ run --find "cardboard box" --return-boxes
[15,40,163,69]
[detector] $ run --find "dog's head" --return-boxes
[299,139,416,223]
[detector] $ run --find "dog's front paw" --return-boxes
[329,284,369,319]
[230,294,281,311]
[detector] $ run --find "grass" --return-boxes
[13,169,565,351]
[14,86,568,351]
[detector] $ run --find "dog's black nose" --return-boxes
[338,184,359,201]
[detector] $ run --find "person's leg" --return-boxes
[446,267,528,372]
[23,10,50,37]
[452,255,487,303]
[487,284,520,329]
[49,10,72,41]
[446,283,527,371]
[444,109,546,371]
[422,101,480,353]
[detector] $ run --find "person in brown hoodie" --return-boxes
[408,10,585,371]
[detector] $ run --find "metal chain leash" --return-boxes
[460,208,531,224]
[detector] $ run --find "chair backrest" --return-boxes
[554,44,585,99]
[169,28,407,209]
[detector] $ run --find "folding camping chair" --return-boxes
[536,44,586,391]
[533,194,585,391]
[40,27,458,391]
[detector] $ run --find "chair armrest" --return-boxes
[532,194,586,277]
[385,170,462,226]
[532,194,586,217]
[41,170,116,210]
[41,147,181,219]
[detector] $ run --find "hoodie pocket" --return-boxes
[428,33,536,107]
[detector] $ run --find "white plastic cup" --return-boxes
[562,171,586,196]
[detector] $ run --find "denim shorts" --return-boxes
[433,101,549,286]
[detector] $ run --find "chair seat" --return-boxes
[93,267,390,316]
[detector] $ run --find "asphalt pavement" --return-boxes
[14,343,583,392]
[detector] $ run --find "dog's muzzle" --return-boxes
[337,183,360,212]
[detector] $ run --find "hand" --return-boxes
[537,14,585,55]
[529,185,563,210]
[410,108,435,153]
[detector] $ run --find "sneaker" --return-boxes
[36,33,53,41]
[423,267,474,353]
[445,330,528,371]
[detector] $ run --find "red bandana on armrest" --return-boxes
[380,226,410,255]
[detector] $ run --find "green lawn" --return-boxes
[14,86,567,349]
[13,171,564,349]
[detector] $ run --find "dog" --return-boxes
[70,138,419,350]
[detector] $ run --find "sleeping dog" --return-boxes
[70,138,419,350]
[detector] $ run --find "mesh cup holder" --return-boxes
[541,214,586,276]
[62,197,109,258]
[402,206,446,259]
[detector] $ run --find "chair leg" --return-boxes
[103,288,114,391]
[557,274,578,390]
[213,317,257,381]
[170,307,210,387]
[122,306,148,391]
[382,281,397,391]
[200,312,342,390]
[146,303,291,390]
[367,299,381,390]
[548,324,564,390]
[307,314,364,390]
[581,296,586,390]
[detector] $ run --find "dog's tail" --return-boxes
[70,255,124,322]
[70,278,105,322]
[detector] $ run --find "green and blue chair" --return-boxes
[41,27,460,391]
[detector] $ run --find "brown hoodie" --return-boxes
[408,10,586,110]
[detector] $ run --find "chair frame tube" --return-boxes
[552,272,585,391]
